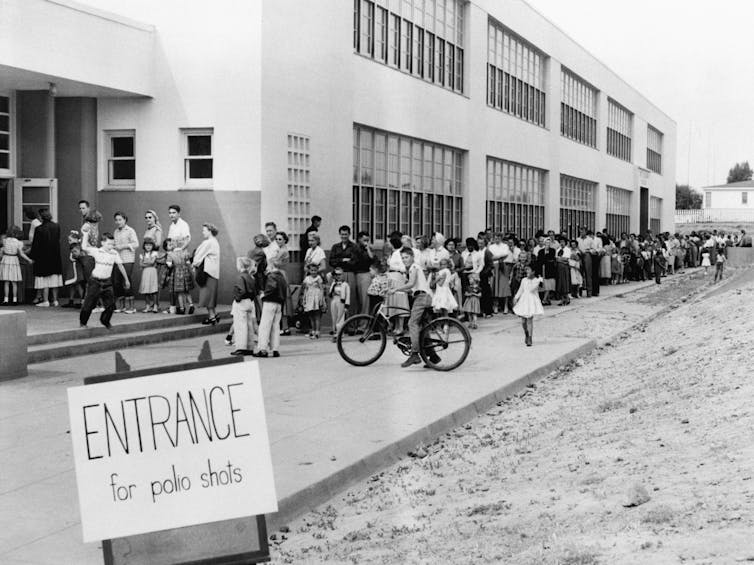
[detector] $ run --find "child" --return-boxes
[448,260,462,315]
[230,257,257,356]
[611,247,622,286]
[0,226,33,304]
[328,267,350,342]
[366,259,390,314]
[701,248,711,275]
[652,244,666,285]
[432,258,458,316]
[63,242,86,308]
[301,262,325,339]
[512,265,544,346]
[138,238,160,312]
[80,232,130,329]
[164,238,194,314]
[254,258,288,357]
[463,274,481,329]
[714,250,726,283]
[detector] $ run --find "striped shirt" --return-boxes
[114,225,139,264]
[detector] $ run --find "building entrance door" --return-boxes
[639,187,649,235]
[14,178,57,239]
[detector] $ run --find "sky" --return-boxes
[523,0,754,189]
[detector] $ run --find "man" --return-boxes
[387,249,434,368]
[738,230,752,247]
[576,228,594,296]
[299,215,322,254]
[329,225,358,315]
[167,205,191,251]
[352,231,375,316]
[80,232,130,329]
[264,221,280,262]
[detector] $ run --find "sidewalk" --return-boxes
[0,271,717,564]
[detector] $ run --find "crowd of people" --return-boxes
[0,205,742,362]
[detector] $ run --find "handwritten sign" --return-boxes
[67,362,277,542]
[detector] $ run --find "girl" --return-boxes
[462,274,481,329]
[432,258,458,316]
[568,241,582,299]
[513,265,544,347]
[329,267,351,341]
[447,260,462,315]
[0,226,33,304]
[301,262,325,339]
[701,247,711,274]
[366,259,390,314]
[139,238,160,312]
[164,238,194,314]
[714,250,726,283]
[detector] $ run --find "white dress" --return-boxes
[432,268,458,312]
[701,252,711,267]
[513,276,544,318]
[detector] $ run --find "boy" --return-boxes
[254,258,288,358]
[80,232,130,328]
[230,257,257,356]
[387,249,438,368]
[714,250,726,283]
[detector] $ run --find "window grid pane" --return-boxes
[485,156,547,239]
[287,133,312,251]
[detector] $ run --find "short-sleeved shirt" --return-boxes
[89,247,123,280]
[167,218,191,248]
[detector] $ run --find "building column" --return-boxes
[16,90,55,178]
[545,60,562,232]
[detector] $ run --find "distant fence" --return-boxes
[675,208,754,224]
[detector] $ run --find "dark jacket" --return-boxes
[537,248,557,279]
[262,270,288,304]
[329,240,357,271]
[233,272,257,302]
[30,221,63,277]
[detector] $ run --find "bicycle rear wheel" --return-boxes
[419,317,471,371]
[337,315,387,366]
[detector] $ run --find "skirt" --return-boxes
[197,275,218,309]
[492,263,512,298]
[384,271,409,316]
[462,296,481,315]
[0,255,22,282]
[34,274,62,289]
[303,286,323,312]
[139,266,159,294]
[513,292,544,318]
[432,285,458,311]
[600,255,612,279]
[542,278,556,292]
[556,262,571,296]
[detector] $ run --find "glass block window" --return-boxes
[104,130,135,188]
[0,96,10,172]
[650,196,662,234]
[354,0,465,94]
[561,68,597,147]
[182,128,213,188]
[560,174,596,239]
[647,125,663,174]
[287,133,311,254]
[353,123,463,240]
[486,157,546,239]
[487,17,546,127]
[606,185,631,237]
[607,99,632,162]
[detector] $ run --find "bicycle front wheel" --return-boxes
[337,314,387,367]
[419,317,471,371]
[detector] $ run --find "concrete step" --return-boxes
[28,319,232,364]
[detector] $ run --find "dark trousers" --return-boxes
[591,254,601,296]
[480,273,493,315]
[80,278,116,326]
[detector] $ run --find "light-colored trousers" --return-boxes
[257,302,282,353]
[355,272,372,315]
[232,298,256,350]
[330,298,347,332]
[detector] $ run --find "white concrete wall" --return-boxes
[706,189,753,209]
[93,0,262,193]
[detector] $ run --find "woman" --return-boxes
[555,237,572,305]
[477,233,494,318]
[304,232,327,275]
[600,234,614,284]
[192,223,221,325]
[143,209,163,249]
[113,212,139,314]
[536,238,556,305]
[30,208,63,307]
[274,231,294,336]
[487,232,511,314]
[414,235,431,273]
[568,240,583,298]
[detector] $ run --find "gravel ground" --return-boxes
[272,268,754,564]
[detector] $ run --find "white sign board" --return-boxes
[67,362,277,542]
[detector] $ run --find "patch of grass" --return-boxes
[466,500,511,516]
[558,545,601,565]
[640,505,674,524]
[597,398,623,413]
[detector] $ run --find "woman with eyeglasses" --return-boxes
[143,210,163,249]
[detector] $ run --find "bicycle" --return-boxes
[336,302,471,371]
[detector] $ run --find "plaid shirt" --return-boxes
[114,225,139,264]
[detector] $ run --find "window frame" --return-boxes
[103,129,136,189]
[0,93,14,177]
[181,127,214,189]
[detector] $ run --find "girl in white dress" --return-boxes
[301,262,325,339]
[0,226,33,304]
[513,265,544,347]
[432,258,458,315]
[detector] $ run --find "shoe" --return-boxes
[224,335,233,346]
[280,328,291,336]
[79,323,87,328]
[176,308,186,315]
[331,336,337,343]
[101,321,112,330]
[52,301,60,307]
[309,333,316,340]
[113,309,123,313]
[401,353,422,368]
[151,306,160,313]
[253,350,268,358]
[36,301,50,307]
[230,349,245,356]
[272,351,280,358]
[188,305,195,315]
[1,300,7,305]
[202,316,218,325]
[428,353,441,364]
[329,330,335,336]
[141,307,152,313]
[124,309,137,314]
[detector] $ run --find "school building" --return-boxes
[0,0,676,290]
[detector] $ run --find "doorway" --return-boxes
[13,178,57,239]
[639,187,649,235]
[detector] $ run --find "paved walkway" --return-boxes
[0,271,717,564]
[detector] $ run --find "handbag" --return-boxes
[195,260,208,286]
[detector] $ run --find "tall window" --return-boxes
[287,134,311,260]
[487,18,546,127]
[181,128,213,188]
[354,0,465,94]
[0,96,10,173]
[606,185,631,237]
[743,192,749,205]
[353,124,463,240]
[705,191,711,209]
[560,174,596,239]
[486,157,546,239]
[647,125,663,174]
[561,68,597,147]
[650,196,662,234]
[606,99,632,162]
[104,130,135,188]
